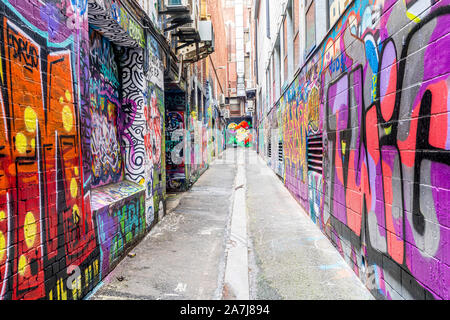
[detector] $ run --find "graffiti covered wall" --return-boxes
[261,0,450,299]
[166,110,187,191]
[91,180,146,276]
[89,28,124,188]
[165,90,188,192]
[147,82,166,223]
[0,0,101,300]
[0,0,168,300]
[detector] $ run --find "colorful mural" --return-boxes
[0,0,171,300]
[89,28,123,188]
[261,0,450,300]
[166,111,186,191]
[147,83,166,224]
[91,180,146,276]
[226,117,253,147]
[0,0,100,300]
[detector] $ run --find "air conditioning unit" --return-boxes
[247,100,255,112]
[223,109,230,119]
[199,20,213,43]
[219,94,225,106]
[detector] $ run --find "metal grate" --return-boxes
[278,141,283,162]
[307,134,323,174]
[268,141,272,158]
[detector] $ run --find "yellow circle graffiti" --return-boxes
[0,210,5,221]
[0,231,5,261]
[15,132,27,154]
[24,211,37,249]
[18,255,27,276]
[227,123,237,130]
[65,90,72,102]
[70,178,78,199]
[62,105,73,132]
[24,107,37,132]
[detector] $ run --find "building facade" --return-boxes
[253,0,450,300]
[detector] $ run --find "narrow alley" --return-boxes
[0,0,448,304]
[88,149,373,300]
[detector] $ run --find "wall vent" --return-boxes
[307,134,323,173]
[278,141,283,162]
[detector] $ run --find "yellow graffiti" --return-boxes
[384,125,392,135]
[93,259,99,276]
[227,122,237,130]
[15,132,27,154]
[57,278,68,300]
[372,74,377,101]
[70,178,78,198]
[85,266,91,289]
[24,211,37,248]
[406,11,421,23]
[307,87,320,133]
[282,98,308,182]
[24,106,37,132]
[62,105,73,132]
[0,231,5,261]
[65,90,72,102]
[0,210,5,262]
[18,254,27,276]
[48,259,100,300]
[72,204,80,224]
[71,275,82,300]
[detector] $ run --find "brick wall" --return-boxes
[0,0,167,300]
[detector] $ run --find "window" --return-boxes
[266,0,270,38]
[283,18,288,82]
[293,0,300,67]
[328,0,350,28]
[266,68,271,108]
[275,40,281,96]
[305,0,316,55]
[272,56,275,104]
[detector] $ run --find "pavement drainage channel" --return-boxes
[221,153,250,300]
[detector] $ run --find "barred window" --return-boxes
[305,0,316,55]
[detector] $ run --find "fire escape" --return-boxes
[160,0,215,66]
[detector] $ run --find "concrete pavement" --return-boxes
[245,151,374,300]
[89,148,374,300]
